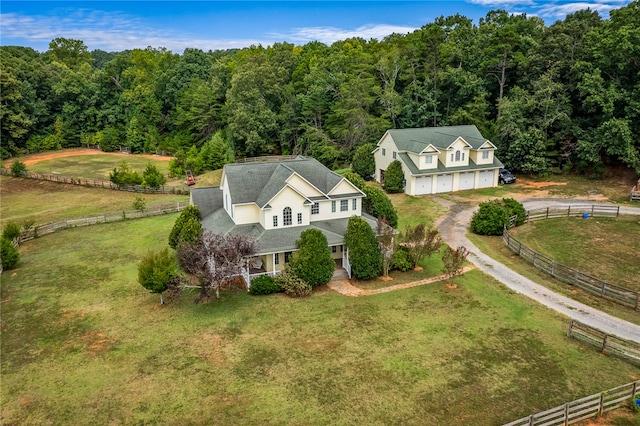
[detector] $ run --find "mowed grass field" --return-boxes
[2,169,639,424]
[21,151,173,182]
[508,216,640,291]
[0,175,188,228]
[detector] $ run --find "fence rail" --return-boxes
[568,320,640,365]
[525,205,619,221]
[18,201,190,242]
[503,229,639,310]
[0,168,189,195]
[503,380,639,426]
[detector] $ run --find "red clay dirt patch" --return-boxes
[5,148,173,167]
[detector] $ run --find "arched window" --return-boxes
[455,150,461,161]
[283,207,292,226]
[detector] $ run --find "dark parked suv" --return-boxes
[498,168,516,184]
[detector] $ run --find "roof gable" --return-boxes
[387,125,489,153]
[222,157,345,206]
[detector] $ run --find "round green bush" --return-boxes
[249,275,282,295]
[470,200,509,236]
[391,246,414,272]
[502,198,527,226]
[1,237,19,270]
[275,271,312,298]
[2,222,22,242]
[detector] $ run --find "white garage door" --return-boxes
[436,174,454,193]
[458,172,475,190]
[415,176,433,195]
[477,170,495,188]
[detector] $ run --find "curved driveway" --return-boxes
[435,198,640,342]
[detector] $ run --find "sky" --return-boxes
[0,0,633,53]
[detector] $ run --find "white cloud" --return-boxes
[467,0,534,6]
[0,10,271,52]
[275,24,418,45]
[536,2,622,18]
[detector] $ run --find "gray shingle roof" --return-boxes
[223,157,345,207]
[199,209,378,255]
[190,186,223,217]
[398,153,504,176]
[387,125,489,152]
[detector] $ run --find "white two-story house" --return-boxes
[190,156,376,279]
[373,125,504,195]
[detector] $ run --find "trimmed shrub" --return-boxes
[1,237,19,270]
[10,160,26,177]
[142,163,167,188]
[289,229,334,287]
[249,275,282,295]
[382,160,404,193]
[344,216,382,280]
[470,200,509,235]
[2,222,22,242]
[503,198,527,226]
[362,186,398,228]
[275,271,312,298]
[391,246,414,272]
[137,248,178,304]
[169,205,201,248]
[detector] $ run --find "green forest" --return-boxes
[2,2,639,177]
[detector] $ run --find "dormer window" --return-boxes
[283,207,292,226]
[425,156,433,164]
[455,150,461,161]
[482,151,489,159]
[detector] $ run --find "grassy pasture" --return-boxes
[2,216,639,424]
[22,152,173,182]
[0,175,188,228]
[508,216,640,291]
[469,222,640,327]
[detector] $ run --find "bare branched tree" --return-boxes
[177,231,257,303]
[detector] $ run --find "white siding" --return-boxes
[263,186,308,230]
[287,174,324,197]
[234,204,260,225]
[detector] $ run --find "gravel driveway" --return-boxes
[435,198,640,342]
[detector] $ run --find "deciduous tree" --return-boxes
[177,231,257,302]
[400,224,441,269]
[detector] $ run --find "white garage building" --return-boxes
[373,125,504,196]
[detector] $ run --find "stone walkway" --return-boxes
[327,265,476,297]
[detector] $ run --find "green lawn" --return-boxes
[508,216,640,291]
[2,215,638,425]
[469,230,640,327]
[0,175,188,228]
[25,154,173,181]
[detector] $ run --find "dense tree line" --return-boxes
[2,3,639,176]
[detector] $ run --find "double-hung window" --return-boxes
[340,199,348,212]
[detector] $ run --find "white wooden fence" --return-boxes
[503,381,639,426]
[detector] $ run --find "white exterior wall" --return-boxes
[233,203,260,225]
[221,175,232,218]
[373,132,397,183]
[262,186,308,230]
[286,174,324,198]
[470,148,494,165]
[440,139,471,168]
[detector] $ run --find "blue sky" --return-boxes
[0,1,632,52]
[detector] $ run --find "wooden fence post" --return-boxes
[568,206,571,216]
[568,319,574,337]
[546,207,549,218]
[598,392,605,416]
[602,334,608,353]
[600,282,606,297]
[564,403,569,425]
